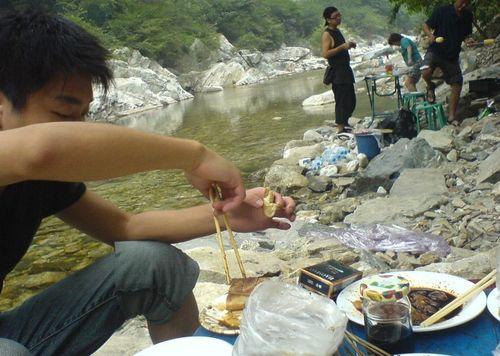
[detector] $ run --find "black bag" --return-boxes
[323,65,334,85]
[379,108,417,144]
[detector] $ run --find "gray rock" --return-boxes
[264,161,308,194]
[303,129,324,142]
[308,176,332,193]
[476,147,500,183]
[390,168,448,198]
[447,149,459,162]
[283,143,324,162]
[417,129,454,152]
[352,138,442,192]
[416,250,495,279]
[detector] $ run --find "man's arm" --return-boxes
[423,23,435,43]
[423,7,440,43]
[407,45,414,66]
[0,122,245,211]
[321,32,349,59]
[57,188,296,245]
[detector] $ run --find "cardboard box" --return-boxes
[298,259,362,299]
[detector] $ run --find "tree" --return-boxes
[389,0,500,38]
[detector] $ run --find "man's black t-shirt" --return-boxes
[426,4,473,61]
[0,181,86,291]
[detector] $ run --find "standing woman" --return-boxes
[322,6,357,133]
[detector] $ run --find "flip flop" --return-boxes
[426,84,436,104]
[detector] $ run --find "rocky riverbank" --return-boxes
[94,36,499,354]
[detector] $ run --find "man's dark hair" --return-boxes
[388,33,403,46]
[323,6,338,26]
[0,10,112,110]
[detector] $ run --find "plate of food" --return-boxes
[336,271,487,332]
[199,277,265,335]
[487,288,500,322]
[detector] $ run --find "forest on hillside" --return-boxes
[2,0,423,68]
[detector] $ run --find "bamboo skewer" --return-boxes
[420,269,496,327]
[209,185,247,284]
[222,214,247,278]
[209,187,231,284]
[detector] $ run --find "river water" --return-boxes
[1,70,395,311]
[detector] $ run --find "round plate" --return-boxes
[487,288,500,322]
[199,294,240,336]
[336,271,487,332]
[135,336,232,356]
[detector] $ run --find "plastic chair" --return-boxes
[402,92,426,110]
[412,102,447,132]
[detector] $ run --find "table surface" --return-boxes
[195,290,500,356]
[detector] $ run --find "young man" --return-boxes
[388,33,422,92]
[321,6,357,134]
[422,0,474,123]
[0,10,296,355]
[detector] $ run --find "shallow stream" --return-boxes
[1,70,395,310]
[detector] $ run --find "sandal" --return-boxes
[426,83,436,104]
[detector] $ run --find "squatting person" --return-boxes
[0,10,296,355]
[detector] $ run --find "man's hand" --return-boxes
[226,187,296,232]
[464,38,475,47]
[428,34,436,44]
[185,148,245,213]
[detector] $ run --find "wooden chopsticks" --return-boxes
[209,185,247,284]
[420,269,497,327]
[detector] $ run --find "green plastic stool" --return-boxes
[412,102,447,132]
[402,92,426,110]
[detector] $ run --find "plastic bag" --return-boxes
[232,280,347,356]
[300,224,450,257]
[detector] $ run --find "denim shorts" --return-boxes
[0,241,199,355]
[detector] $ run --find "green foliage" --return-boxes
[4,0,424,68]
[389,0,500,38]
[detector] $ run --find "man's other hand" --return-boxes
[226,187,296,232]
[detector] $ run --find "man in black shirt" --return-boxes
[321,6,357,133]
[0,10,296,355]
[422,0,474,123]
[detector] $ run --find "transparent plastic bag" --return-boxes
[232,280,347,356]
[301,224,450,257]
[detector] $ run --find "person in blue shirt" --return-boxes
[388,33,422,92]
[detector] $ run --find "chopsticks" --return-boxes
[344,331,391,356]
[420,269,497,327]
[209,185,247,284]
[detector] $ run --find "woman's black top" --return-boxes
[325,28,355,84]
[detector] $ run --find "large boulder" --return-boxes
[89,48,193,121]
[264,160,308,194]
[351,138,444,192]
[302,91,335,106]
[346,168,447,225]
[476,147,500,183]
[417,128,454,153]
[195,61,246,91]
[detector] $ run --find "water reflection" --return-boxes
[1,69,398,311]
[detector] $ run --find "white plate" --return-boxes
[396,354,451,356]
[336,271,487,332]
[487,288,500,322]
[134,336,233,356]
